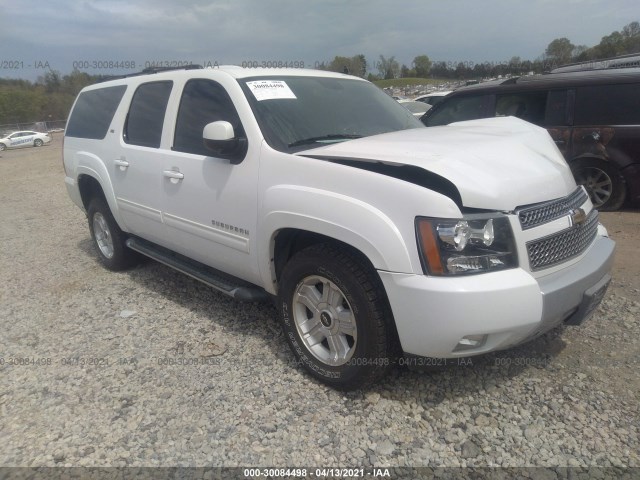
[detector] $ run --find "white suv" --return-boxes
[63,65,615,389]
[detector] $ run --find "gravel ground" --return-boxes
[0,136,638,470]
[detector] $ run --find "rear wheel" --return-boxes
[571,158,626,211]
[278,243,395,390]
[34,139,43,147]
[87,197,139,271]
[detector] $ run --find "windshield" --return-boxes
[239,76,422,152]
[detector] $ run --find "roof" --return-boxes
[91,65,362,90]
[449,67,640,96]
[519,67,640,85]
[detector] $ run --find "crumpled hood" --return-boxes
[296,117,576,211]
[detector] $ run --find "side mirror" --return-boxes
[202,121,248,164]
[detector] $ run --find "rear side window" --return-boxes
[66,86,127,139]
[423,95,491,126]
[124,81,173,148]
[174,79,243,156]
[574,83,640,125]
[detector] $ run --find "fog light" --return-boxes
[453,334,488,352]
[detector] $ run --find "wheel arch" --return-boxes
[569,154,627,210]
[258,185,417,297]
[68,147,127,226]
[75,167,126,229]
[78,174,106,210]
[261,213,414,296]
[272,228,381,287]
[569,152,610,164]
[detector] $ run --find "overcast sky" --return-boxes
[1,0,637,80]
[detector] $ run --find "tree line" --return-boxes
[0,21,638,125]
[319,21,639,80]
[0,71,109,125]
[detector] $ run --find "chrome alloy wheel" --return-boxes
[292,275,357,366]
[574,166,613,208]
[92,212,115,259]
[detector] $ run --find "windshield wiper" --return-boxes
[288,134,362,148]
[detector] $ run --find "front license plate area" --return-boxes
[565,274,611,326]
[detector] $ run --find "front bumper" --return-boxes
[379,235,615,358]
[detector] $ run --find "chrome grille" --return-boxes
[517,187,588,230]
[526,209,599,271]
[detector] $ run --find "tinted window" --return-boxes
[496,91,547,125]
[66,86,127,139]
[174,79,243,156]
[544,90,568,126]
[574,83,640,125]
[124,81,173,148]
[423,95,491,126]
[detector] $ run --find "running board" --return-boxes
[125,237,270,302]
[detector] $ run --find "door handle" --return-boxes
[114,158,129,169]
[163,170,184,181]
[554,139,565,146]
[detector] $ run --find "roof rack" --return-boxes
[550,54,640,74]
[96,64,204,83]
[124,64,203,78]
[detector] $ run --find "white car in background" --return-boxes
[0,131,51,151]
[414,90,452,107]
[397,99,431,118]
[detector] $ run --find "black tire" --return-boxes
[0,143,6,151]
[278,243,395,390]
[34,139,43,147]
[571,158,626,211]
[87,197,139,271]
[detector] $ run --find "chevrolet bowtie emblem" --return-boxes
[569,208,587,226]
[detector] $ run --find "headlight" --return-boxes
[416,214,517,276]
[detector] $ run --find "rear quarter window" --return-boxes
[574,83,640,125]
[66,85,127,139]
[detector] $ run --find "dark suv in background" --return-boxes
[421,68,640,211]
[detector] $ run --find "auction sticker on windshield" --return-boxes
[246,80,297,101]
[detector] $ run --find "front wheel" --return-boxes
[87,197,139,271]
[33,139,43,147]
[571,158,626,211]
[278,244,395,390]
[0,143,6,151]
